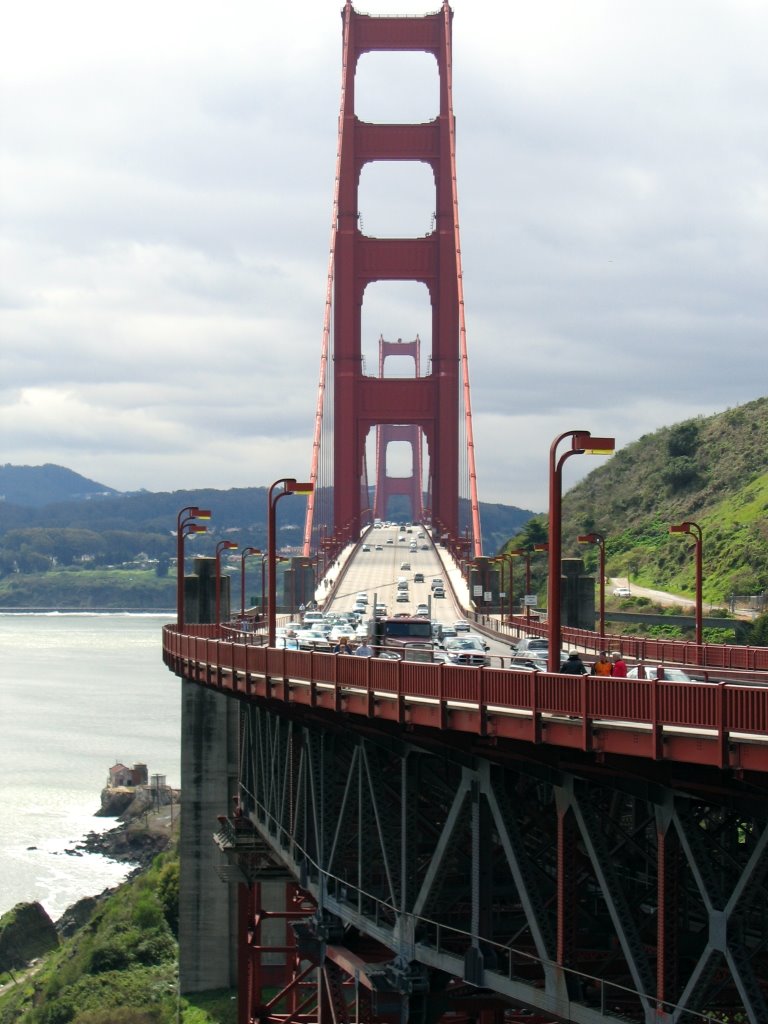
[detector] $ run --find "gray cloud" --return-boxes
[1,0,766,512]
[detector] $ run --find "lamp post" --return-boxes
[577,532,606,640]
[498,552,518,621]
[215,540,238,626]
[532,544,548,622]
[669,521,703,646]
[268,478,314,646]
[176,506,211,630]
[240,546,262,617]
[548,431,615,672]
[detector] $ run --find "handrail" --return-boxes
[163,625,768,773]
[476,613,768,674]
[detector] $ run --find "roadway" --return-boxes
[325,523,462,622]
[322,523,514,666]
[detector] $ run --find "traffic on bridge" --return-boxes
[163,4,768,1024]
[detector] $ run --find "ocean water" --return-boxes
[0,613,181,920]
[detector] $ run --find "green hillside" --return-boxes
[507,397,768,607]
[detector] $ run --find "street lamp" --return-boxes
[176,506,211,630]
[268,478,314,646]
[240,546,262,617]
[215,540,238,626]
[497,552,518,621]
[669,521,703,646]
[531,543,548,626]
[577,532,606,640]
[548,431,615,672]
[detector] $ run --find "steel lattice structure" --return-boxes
[210,695,768,1024]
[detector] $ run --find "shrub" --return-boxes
[155,862,179,937]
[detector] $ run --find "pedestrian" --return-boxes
[331,636,353,654]
[559,650,588,675]
[355,639,374,657]
[611,651,628,677]
[591,650,612,676]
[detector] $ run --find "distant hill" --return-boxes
[0,466,534,563]
[506,396,768,604]
[0,464,118,508]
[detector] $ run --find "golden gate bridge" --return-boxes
[163,5,768,1023]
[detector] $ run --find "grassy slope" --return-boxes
[549,397,768,604]
[0,849,236,1024]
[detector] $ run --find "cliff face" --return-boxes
[96,784,179,819]
[0,902,59,972]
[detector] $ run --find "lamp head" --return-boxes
[186,524,207,536]
[573,432,616,455]
[669,522,691,535]
[285,481,314,495]
[190,508,212,520]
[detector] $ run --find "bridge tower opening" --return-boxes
[373,335,424,524]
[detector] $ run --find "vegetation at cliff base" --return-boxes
[0,852,235,1024]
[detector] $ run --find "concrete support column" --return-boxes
[179,680,240,992]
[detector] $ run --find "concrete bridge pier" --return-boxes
[179,680,239,992]
[178,556,240,993]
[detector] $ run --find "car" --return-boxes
[420,544,429,551]
[453,620,471,632]
[396,592,409,603]
[432,587,445,598]
[362,545,370,552]
[274,636,300,650]
[414,572,425,583]
[431,578,444,590]
[400,562,411,570]
[295,629,332,650]
[613,587,632,598]
[627,665,694,682]
[512,636,549,654]
[302,610,326,625]
[438,626,458,644]
[443,637,490,666]
[375,604,387,616]
[386,539,394,544]
[375,545,383,551]
[508,650,569,671]
[356,592,368,603]
[378,650,402,660]
[507,655,543,671]
[415,604,430,617]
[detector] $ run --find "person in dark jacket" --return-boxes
[560,650,588,674]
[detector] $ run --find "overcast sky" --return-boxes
[2,0,766,515]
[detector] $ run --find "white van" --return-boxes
[302,610,325,625]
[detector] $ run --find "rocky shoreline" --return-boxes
[1,793,178,975]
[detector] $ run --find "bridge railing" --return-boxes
[477,614,768,673]
[163,625,768,771]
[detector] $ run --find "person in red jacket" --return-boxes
[611,651,628,677]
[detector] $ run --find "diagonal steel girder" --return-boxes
[234,703,768,1024]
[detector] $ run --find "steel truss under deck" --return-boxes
[217,702,768,1024]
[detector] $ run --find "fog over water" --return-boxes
[0,614,181,920]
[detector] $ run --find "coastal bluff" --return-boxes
[0,902,58,973]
